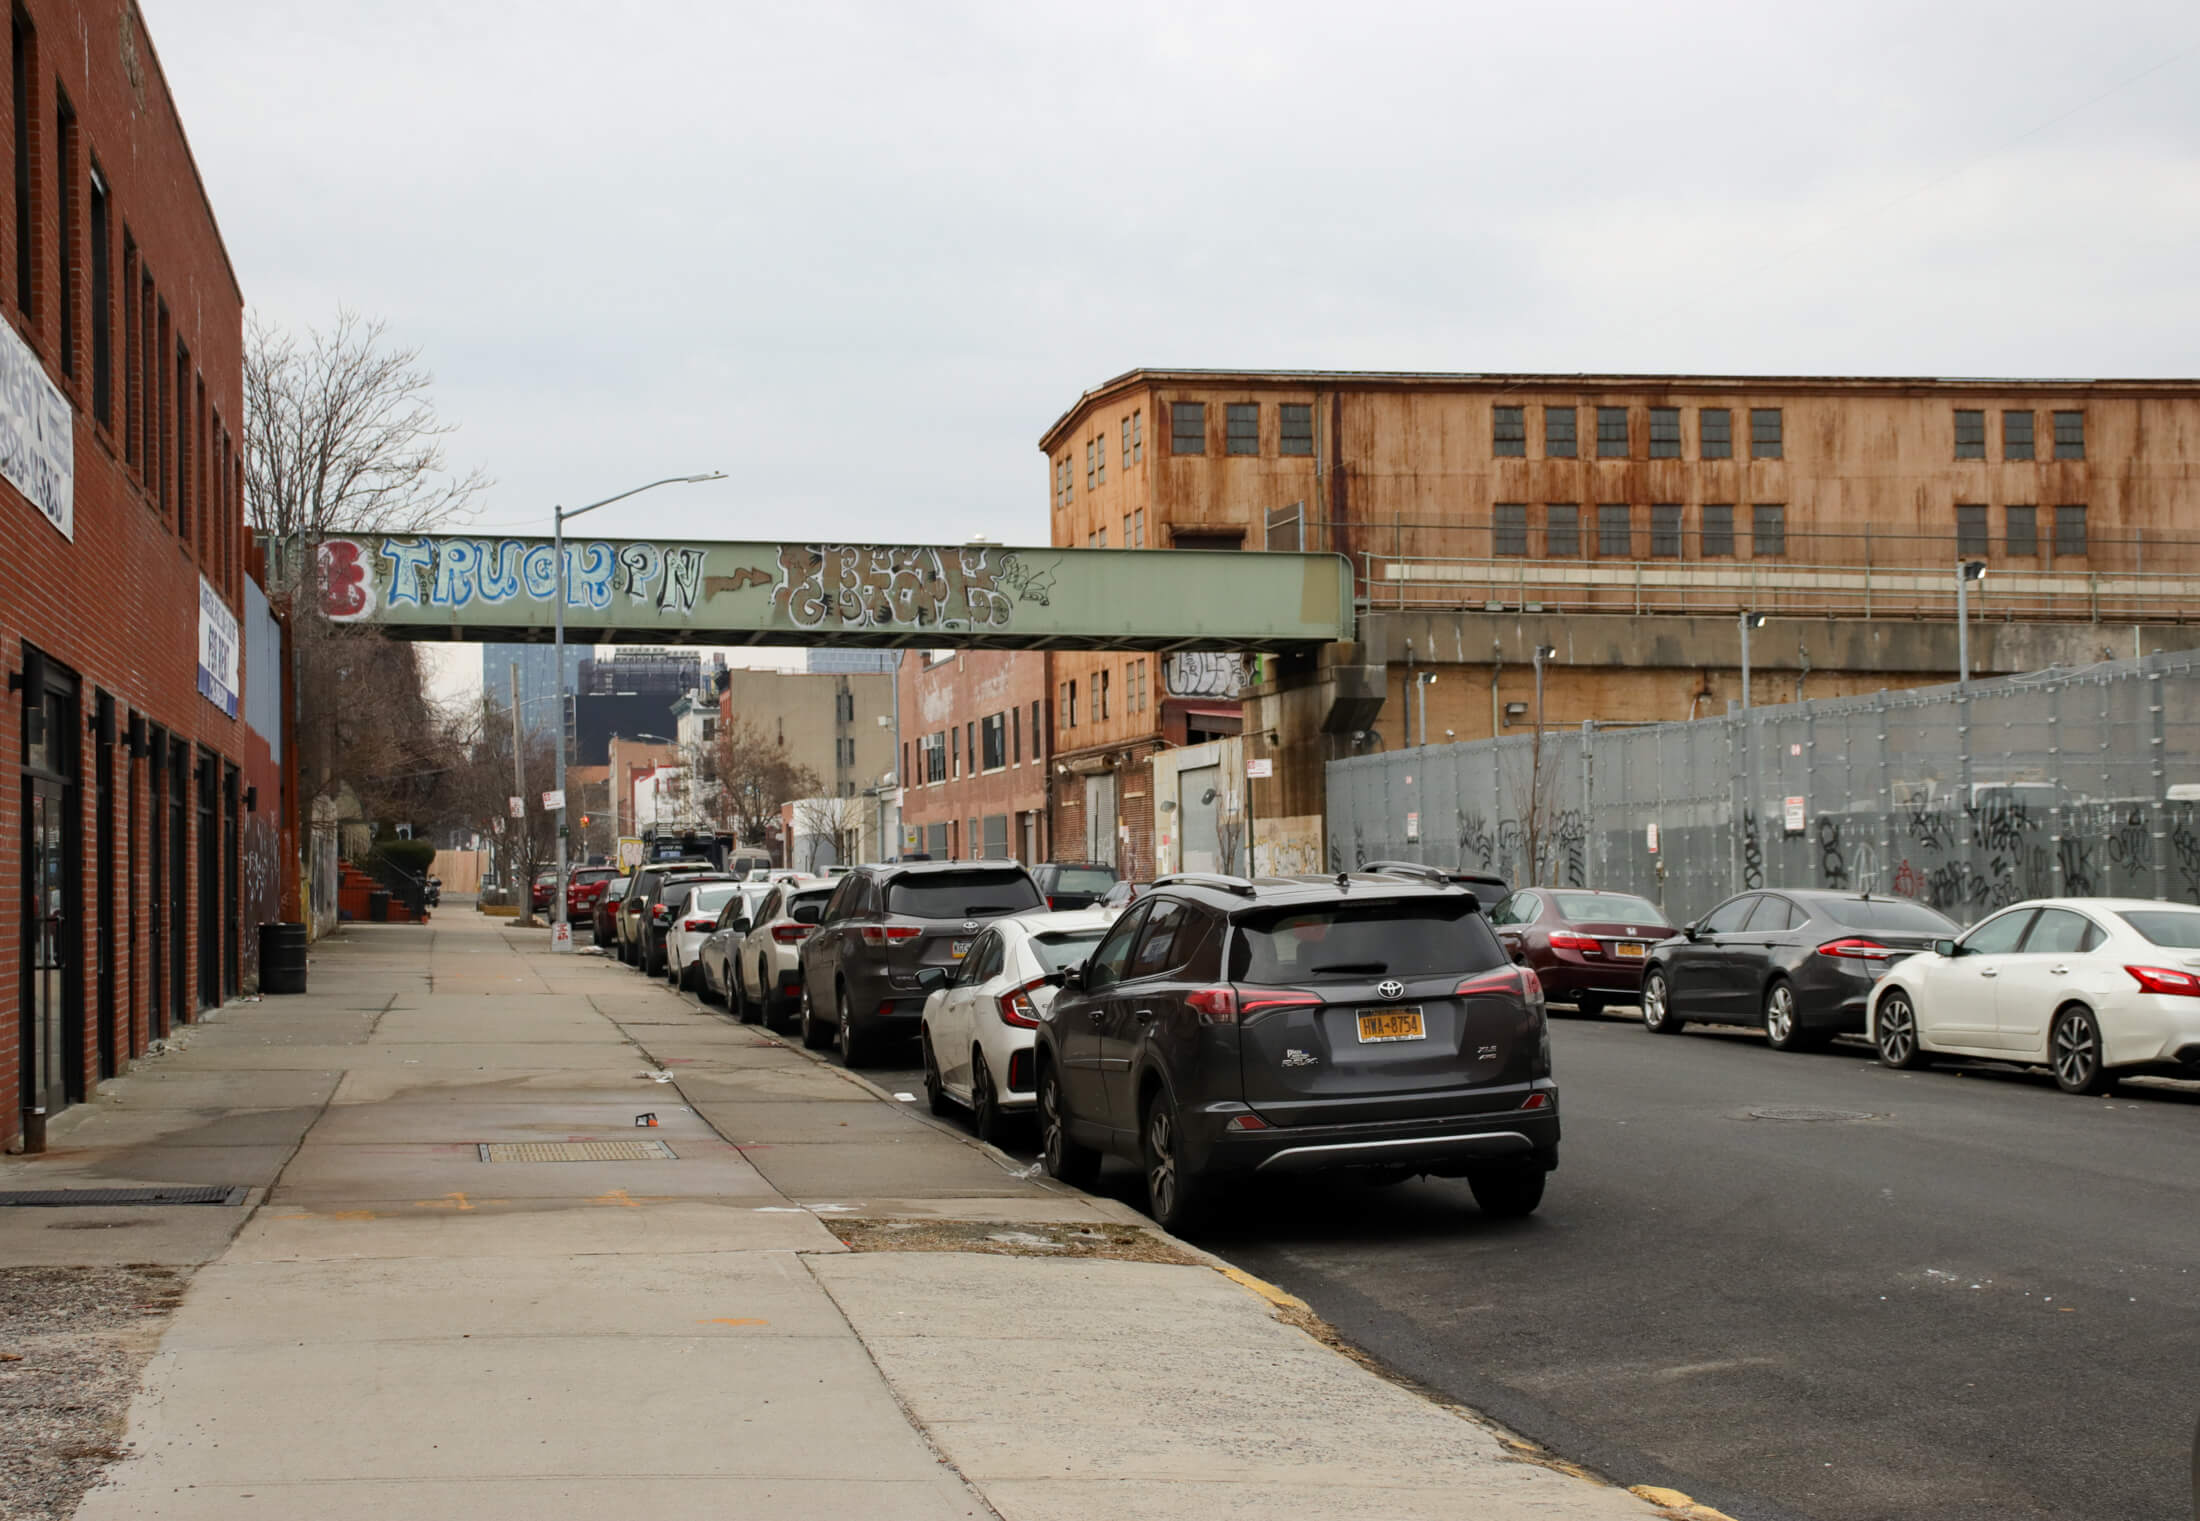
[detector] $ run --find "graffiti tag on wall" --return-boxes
[770,544,1037,631]
[320,536,712,621]
[1164,651,1246,699]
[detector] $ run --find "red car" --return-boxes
[1487,887,1674,1017]
[591,875,631,947]
[565,866,618,922]
[530,870,558,913]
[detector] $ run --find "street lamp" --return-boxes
[1956,560,1987,686]
[1414,671,1438,747]
[550,476,723,948]
[1738,612,1768,709]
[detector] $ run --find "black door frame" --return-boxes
[169,738,187,1028]
[221,762,239,999]
[16,644,84,1139]
[196,747,218,1011]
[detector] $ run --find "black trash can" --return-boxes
[260,923,308,995]
[367,889,391,922]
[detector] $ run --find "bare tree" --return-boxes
[715,714,821,852]
[793,795,864,873]
[438,694,558,921]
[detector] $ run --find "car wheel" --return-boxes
[1641,969,1685,1034]
[835,984,877,1068]
[1467,1164,1547,1219]
[2050,1005,2115,1096]
[921,1030,953,1116]
[1574,993,1605,1019]
[1874,991,1931,1069]
[1038,1062,1100,1188]
[970,1049,1007,1145]
[1762,979,1827,1051]
[1141,1087,1211,1235]
[734,966,761,1025]
[800,987,832,1050]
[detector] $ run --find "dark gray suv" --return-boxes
[799,860,1043,1066]
[1034,871,1558,1233]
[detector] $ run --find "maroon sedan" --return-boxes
[591,875,631,947]
[1487,888,1673,1017]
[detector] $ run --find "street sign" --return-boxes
[1646,822,1661,854]
[542,789,566,812]
[1246,758,1274,779]
[1406,811,1420,841]
[1784,795,1806,834]
[508,796,525,819]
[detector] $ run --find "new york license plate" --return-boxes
[1615,941,1647,958]
[1356,1007,1426,1043]
[951,938,971,959]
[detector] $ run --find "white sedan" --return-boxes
[664,882,767,993]
[918,909,1113,1142]
[1868,897,2200,1094]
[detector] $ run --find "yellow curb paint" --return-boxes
[1630,1485,1740,1520]
[1214,1263,1311,1314]
[591,1188,641,1208]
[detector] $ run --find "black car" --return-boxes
[799,860,1044,1066]
[617,861,720,969]
[1032,861,1120,911]
[1639,889,1960,1050]
[1022,870,1558,1233]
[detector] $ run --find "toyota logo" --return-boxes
[1376,979,1405,1000]
[962,921,978,931]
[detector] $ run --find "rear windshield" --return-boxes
[683,884,742,916]
[2117,910,2200,948]
[1032,930,1109,972]
[1553,892,1663,924]
[1822,898,1959,932]
[887,870,1043,918]
[573,869,615,884]
[1228,898,1506,984]
[1049,868,1118,894]
[788,888,835,913]
[605,878,630,897]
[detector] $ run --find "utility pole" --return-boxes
[508,659,527,923]
[1956,560,1987,685]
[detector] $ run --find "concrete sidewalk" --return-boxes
[3,911,1684,1521]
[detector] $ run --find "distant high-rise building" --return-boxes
[806,647,899,675]
[482,644,590,745]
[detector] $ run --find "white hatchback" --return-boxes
[918,909,1113,1141]
[1869,897,2200,1093]
[727,876,837,1032]
[664,881,767,993]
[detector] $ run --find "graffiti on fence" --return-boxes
[1458,810,1495,873]
[2058,835,2097,897]
[1817,816,1847,889]
[1741,807,1764,890]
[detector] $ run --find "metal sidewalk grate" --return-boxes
[477,1140,678,1163]
[0,1185,247,1207]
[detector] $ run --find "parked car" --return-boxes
[1367,861,1511,904]
[1099,879,1152,912]
[726,847,773,881]
[1033,870,1558,1232]
[617,861,720,968]
[1032,862,1119,911]
[662,880,764,991]
[1869,898,2200,1094]
[530,870,558,913]
[591,876,631,947]
[799,860,1045,1066]
[1639,889,1959,1050]
[714,876,835,1030]
[918,909,1113,1141]
[565,866,619,924]
[1488,888,1674,1017]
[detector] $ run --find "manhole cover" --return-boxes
[477,1140,677,1163]
[1744,1106,1877,1122]
[0,1186,246,1207]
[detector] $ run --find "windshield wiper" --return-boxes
[1311,961,1388,975]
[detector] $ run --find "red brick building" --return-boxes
[898,651,1052,863]
[1,3,249,1150]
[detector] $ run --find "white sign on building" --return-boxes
[0,312,72,540]
[198,577,240,718]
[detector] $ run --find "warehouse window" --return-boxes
[2006,505,2038,557]
[1954,410,1986,460]
[1172,402,1205,455]
[2053,411,2085,460]
[1545,504,1580,557]
[981,713,1006,771]
[1955,504,1988,558]
[12,11,32,316]
[1650,504,1682,558]
[1750,408,1782,459]
[1544,406,1576,458]
[1131,409,1142,461]
[1226,403,1258,455]
[1493,503,1527,557]
[1280,403,1313,456]
[2054,505,2087,557]
[1701,504,1735,558]
[1492,405,1526,457]
[1095,432,1106,484]
[1596,406,1628,458]
[1597,504,1631,558]
[1752,504,1786,557]
[2003,410,2034,461]
[1699,408,1732,459]
[88,163,109,426]
[55,92,73,376]
[1649,408,1680,458]
[1032,699,1044,758]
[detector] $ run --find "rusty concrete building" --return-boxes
[1038,370,2200,857]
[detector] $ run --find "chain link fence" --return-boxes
[1325,652,2200,926]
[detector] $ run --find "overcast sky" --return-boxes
[155,0,2200,696]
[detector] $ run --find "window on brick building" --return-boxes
[1063,680,1077,727]
[1651,504,1682,558]
[1226,403,1258,455]
[1597,504,1631,557]
[12,11,32,315]
[1545,504,1579,557]
[1011,706,1020,763]
[981,713,1005,770]
[1121,415,1131,469]
[2003,410,2034,460]
[966,722,975,778]
[1131,409,1142,461]
[1492,405,1526,457]
[2006,505,2038,557]
[1132,508,1144,546]
[1955,504,1988,558]
[2054,504,2087,557]
[1280,403,1313,455]
[1171,402,1205,455]
[1700,407,1732,459]
[156,299,170,516]
[1701,504,1735,557]
[950,725,960,779]
[1097,668,1110,721]
[1597,407,1628,458]
[88,164,108,426]
[2053,411,2085,460]
[1544,406,1576,458]
[1032,698,1044,757]
[1954,409,1985,459]
[176,342,192,541]
[122,233,137,465]
[1085,439,1095,491]
[1750,408,1783,459]
[1650,408,1681,458]
[1493,503,1527,557]
[1752,504,1786,557]
[1096,432,1106,484]
[55,93,73,377]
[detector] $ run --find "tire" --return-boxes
[2050,1005,2114,1096]
[800,987,832,1050]
[1468,1164,1547,1219]
[1641,969,1685,1034]
[1575,994,1605,1019]
[835,984,878,1068]
[1762,980,1828,1052]
[1141,1087,1211,1235]
[735,965,762,1025]
[1038,1061,1100,1188]
[921,1030,953,1116]
[970,1049,1006,1145]
[1874,990,1932,1069]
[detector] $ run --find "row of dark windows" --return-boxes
[1059,411,1148,507]
[907,702,1045,787]
[1954,504,2090,558]
[1496,405,1781,461]
[1169,401,1315,457]
[1490,502,2092,560]
[1953,409,2084,461]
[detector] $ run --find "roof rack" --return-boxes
[1151,872,1259,897]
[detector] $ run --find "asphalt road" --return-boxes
[663,959,2200,1521]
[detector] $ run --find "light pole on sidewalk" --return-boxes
[551,476,723,948]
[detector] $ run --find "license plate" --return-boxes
[1356,1007,1426,1043]
[1614,941,1647,959]
[951,938,971,959]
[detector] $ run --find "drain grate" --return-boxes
[0,1185,246,1207]
[477,1140,677,1163]
[1744,1106,1878,1123]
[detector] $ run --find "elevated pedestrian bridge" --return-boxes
[309,534,1354,651]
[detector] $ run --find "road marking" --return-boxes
[1215,1263,1311,1314]
[415,1192,474,1212]
[1630,1485,1740,1520]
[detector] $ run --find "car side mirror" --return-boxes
[1932,938,1957,957]
[914,965,949,994]
[1682,922,1699,940]
[792,904,823,925]
[1041,970,1067,987]
[1061,963,1086,992]
[726,918,751,937]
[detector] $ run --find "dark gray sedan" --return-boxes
[1638,889,1959,1051]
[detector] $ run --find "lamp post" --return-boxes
[1956,560,1987,686]
[1738,611,1768,709]
[550,477,722,948]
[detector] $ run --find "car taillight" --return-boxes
[651,905,670,922]
[772,924,812,943]
[1548,931,1599,952]
[1520,1091,1551,1111]
[1185,987,1320,1023]
[1818,938,1896,959]
[998,978,1048,1028]
[684,917,714,932]
[2127,964,2200,997]
[1457,967,1522,996]
[1046,896,1060,910]
[1186,988,1237,1022]
[860,925,924,945]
